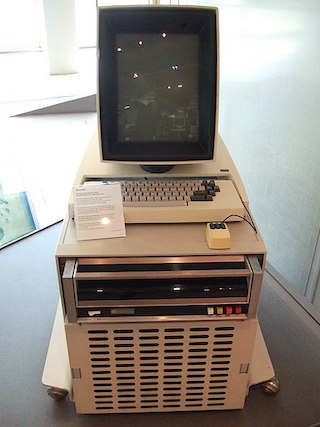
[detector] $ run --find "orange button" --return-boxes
[216,306,224,315]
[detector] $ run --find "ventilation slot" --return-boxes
[137,328,158,409]
[87,324,237,411]
[207,327,234,406]
[87,330,115,410]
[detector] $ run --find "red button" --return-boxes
[235,306,242,314]
[226,306,233,315]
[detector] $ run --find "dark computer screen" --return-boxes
[98,6,219,171]
[117,32,199,145]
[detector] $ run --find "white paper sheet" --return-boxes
[73,182,126,241]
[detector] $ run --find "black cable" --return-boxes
[222,214,257,233]
[242,202,257,231]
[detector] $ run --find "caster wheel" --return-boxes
[47,387,68,401]
[261,376,280,395]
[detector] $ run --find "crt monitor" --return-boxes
[97,6,219,173]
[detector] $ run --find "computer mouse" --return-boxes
[206,222,231,249]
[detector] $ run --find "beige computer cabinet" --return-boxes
[43,135,278,412]
[51,211,276,413]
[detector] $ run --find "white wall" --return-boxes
[215,1,320,307]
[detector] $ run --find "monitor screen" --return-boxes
[117,32,199,144]
[98,6,219,172]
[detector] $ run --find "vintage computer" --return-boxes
[42,5,278,413]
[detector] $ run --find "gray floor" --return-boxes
[0,222,320,427]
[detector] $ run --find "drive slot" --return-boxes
[77,256,247,273]
[75,274,249,308]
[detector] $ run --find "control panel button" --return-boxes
[226,306,233,315]
[216,306,224,315]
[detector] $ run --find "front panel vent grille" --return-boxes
[86,325,235,411]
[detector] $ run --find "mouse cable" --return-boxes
[222,213,257,234]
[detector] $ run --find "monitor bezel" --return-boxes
[97,6,219,166]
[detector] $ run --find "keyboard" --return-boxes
[85,176,245,224]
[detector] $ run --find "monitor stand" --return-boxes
[141,164,174,173]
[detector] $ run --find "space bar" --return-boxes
[123,200,188,207]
